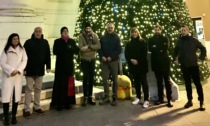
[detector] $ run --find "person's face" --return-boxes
[34,27,42,39]
[85,27,91,34]
[61,29,69,36]
[12,36,19,47]
[154,28,162,35]
[181,27,189,36]
[107,24,115,33]
[131,31,139,38]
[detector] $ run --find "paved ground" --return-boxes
[0,77,207,126]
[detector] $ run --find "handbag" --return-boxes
[68,76,75,96]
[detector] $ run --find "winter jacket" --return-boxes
[125,37,148,74]
[99,31,122,61]
[173,35,206,67]
[0,46,27,102]
[78,30,101,60]
[24,34,51,76]
[148,34,170,72]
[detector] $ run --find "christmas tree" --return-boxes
[73,0,210,84]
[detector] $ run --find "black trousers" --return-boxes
[181,65,204,102]
[154,71,172,101]
[81,59,95,97]
[132,73,149,101]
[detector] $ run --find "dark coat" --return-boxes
[125,37,148,75]
[148,35,170,72]
[99,32,122,61]
[51,38,79,108]
[24,34,51,76]
[173,35,206,67]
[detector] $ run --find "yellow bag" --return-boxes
[117,75,132,99]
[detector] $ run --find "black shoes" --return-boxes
[88,97,96,105]
[184,101,193,108]
[33,108,45,115]
[3,116,10,126]
[81,97,88,106]
[111,97,117,106]
[23,110,31,119]
[200,101,205,111]
[155,100,165,105]
[167,101,173,108]
[82,97,96,106]
[11,115,17,124]
[99,96,110,105]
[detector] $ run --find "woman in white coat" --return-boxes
[0,33,27,125]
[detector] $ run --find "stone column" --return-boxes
[0,0,45,52]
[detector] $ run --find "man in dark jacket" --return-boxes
[148,25,173,107]
[173,25,206,111]
[23,27,51,118]
[99,23,122,106]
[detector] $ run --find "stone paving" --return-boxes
[2,77,208,126]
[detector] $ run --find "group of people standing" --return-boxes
[0,22,206,126]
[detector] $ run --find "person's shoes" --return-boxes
[111,98,117,106]
[11,115,17,124]
[81,97,88,106]
[184,101,193,108]
[88,97,96,105]
[167,101,173,108]
[199,101,205,111]
[23,109,31,119]
[99,96,110,105]
[143,101,149,108]
[3,116,10,126]
[132,98,140,105]
[33,108,45,115]
[154,100,164,105]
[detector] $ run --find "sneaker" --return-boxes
[23,110,31,119]
[143,101,149,108]
[184,101,193,108]
[33,108,45,115]
[132,98,140,105]
[111,98,117,106]
[99,96,110,105]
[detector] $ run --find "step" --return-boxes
[0,87,104,117]
[0,81,84,107]
[0,75,82,97]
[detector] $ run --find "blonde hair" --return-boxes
[130,27,141,38]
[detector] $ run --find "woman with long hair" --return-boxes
[125,28,149,108]
[0,33,27,125]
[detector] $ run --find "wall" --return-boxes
[185,0,210,59]
[0,0,81,69]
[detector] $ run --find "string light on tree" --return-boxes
[73,0,210,85]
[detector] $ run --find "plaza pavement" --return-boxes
[6,77,210,126]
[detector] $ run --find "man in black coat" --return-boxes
[99,23,122,106]
[173,25,206,111]
[23,27,51,118]
[148,25,173,107]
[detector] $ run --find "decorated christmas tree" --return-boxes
[73,0,210,84]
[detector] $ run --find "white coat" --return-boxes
[0,46,27,103]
